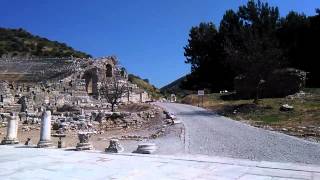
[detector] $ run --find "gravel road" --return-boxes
[156,102,320,165]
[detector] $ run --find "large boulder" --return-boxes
[234,68,306,99]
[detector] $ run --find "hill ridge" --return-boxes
[0,27,91,58]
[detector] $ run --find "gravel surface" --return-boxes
[120,124,185,155]
[156,102,320,165]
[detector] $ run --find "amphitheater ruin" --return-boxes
[0,56,163,151]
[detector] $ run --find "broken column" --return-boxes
[52,128,66,148]
[1,113,19,144]
[134,143,157,154]
[105,139,124,153]
[37,110,53,148]
[76,132,93,151]
[17,96,27,113]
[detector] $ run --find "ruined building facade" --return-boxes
[0,57,150,114]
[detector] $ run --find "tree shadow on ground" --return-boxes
[176,110,219,117]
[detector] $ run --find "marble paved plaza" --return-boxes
[0,145,319,180]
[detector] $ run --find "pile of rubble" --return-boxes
[102,110,158,130]
[163,110,181,125]
[279,126,320,139]
[286,91,308,100]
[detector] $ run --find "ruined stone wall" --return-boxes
[0,81,14,105]
[0,56,151,119]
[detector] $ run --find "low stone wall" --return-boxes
[103,110,157,130]
[40,108,160,134]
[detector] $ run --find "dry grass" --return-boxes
[181,88,320,140]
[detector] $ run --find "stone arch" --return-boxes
[87,78,93,94]
[106,64,113,78]
[83,69,98,95]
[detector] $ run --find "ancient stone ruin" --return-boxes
[0,56,158,150]
[76,131,93,151]
[37,110,53,148]
[1,112,19,144]
[105,139,124,153]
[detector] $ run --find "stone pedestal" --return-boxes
[1,113,19,145]
[134,143,157,154]
[52,133,66,148]
[76,132,93,151]
[105,139,124,153]
[37,111,53,148]
[58,140,65,148]
[18,112,27,122]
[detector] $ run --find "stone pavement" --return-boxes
[0,145,319,180]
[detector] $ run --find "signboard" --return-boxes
[198,90,205,96]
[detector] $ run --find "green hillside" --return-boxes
[128,74,162,99]
[160,75,194,98]
[0,28,91,58]
[161,76,186,93]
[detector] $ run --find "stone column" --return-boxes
[1,113,19,144]
[76,132,93,151]
[37,110,52,148]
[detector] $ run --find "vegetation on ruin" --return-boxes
[100,77,127,112]
[128,74,162,99]
[0,28,91,58]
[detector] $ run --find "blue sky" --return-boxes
[1,0,320,88]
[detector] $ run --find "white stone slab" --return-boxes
[0,145,319,180]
